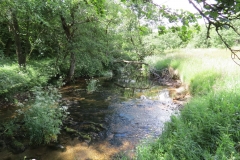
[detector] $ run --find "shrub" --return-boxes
[17,86,68,145]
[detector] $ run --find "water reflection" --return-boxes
[114,63,151,98]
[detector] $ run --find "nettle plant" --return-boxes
[17,86,68,145]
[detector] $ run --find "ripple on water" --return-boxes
[105,98,178,149]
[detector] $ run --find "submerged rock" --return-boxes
[64,127,91,142]
[48,143,66,152]
[158,89,173,104]
[140,95,147,100]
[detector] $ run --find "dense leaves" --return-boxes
[18,86,67,145]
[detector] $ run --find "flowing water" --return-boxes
[0,68,182,160]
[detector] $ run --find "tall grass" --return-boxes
[136,49,240,159]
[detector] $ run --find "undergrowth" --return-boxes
[1,86,68,146]
[137,49,240,159]
[0,58,60,100]
[16,86,68,145]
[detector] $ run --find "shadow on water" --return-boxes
[0,64,180,160]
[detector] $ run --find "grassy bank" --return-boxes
[137,49,240,159]
[0,58,60,99]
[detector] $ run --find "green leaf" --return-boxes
[210,11,218,19]
[182,25,187,31]
[158,26,167,35]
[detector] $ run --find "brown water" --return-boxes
[0,72,182,160]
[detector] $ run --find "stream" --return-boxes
[0,68,184,160]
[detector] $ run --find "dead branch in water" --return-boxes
[114,60,148,66]
[150,69,161,79]
[114,82,150,90]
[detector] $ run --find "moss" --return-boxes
[64,127,77,134]
[78,132,91,141]
[64,127,91,141]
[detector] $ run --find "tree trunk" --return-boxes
[4,38,14,56]
[68,52,76,81]
[24,16,31,58]
[11,11,26,67]
[60,15,76,81]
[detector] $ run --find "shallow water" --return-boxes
[0,72,181,159]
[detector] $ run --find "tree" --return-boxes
[0,1,27,67]
[121,0,200,47]
[0,0,58,67]
[126,0,240,64]
[57,0,107,81]
[188,0,240,65]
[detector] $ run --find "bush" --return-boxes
[17,86,68,145]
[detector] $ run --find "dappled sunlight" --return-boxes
[0,128,138,160]
[63,140,135,160]
[0,59,58,95]
[1,48,239,159]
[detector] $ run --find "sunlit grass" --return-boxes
[138,48,240,160]
[0,58,57,98]
[145,48,240,94]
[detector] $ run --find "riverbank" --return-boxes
[136,48,240,159]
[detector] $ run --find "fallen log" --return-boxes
[114,82,150,90]
[113,60,149,66]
